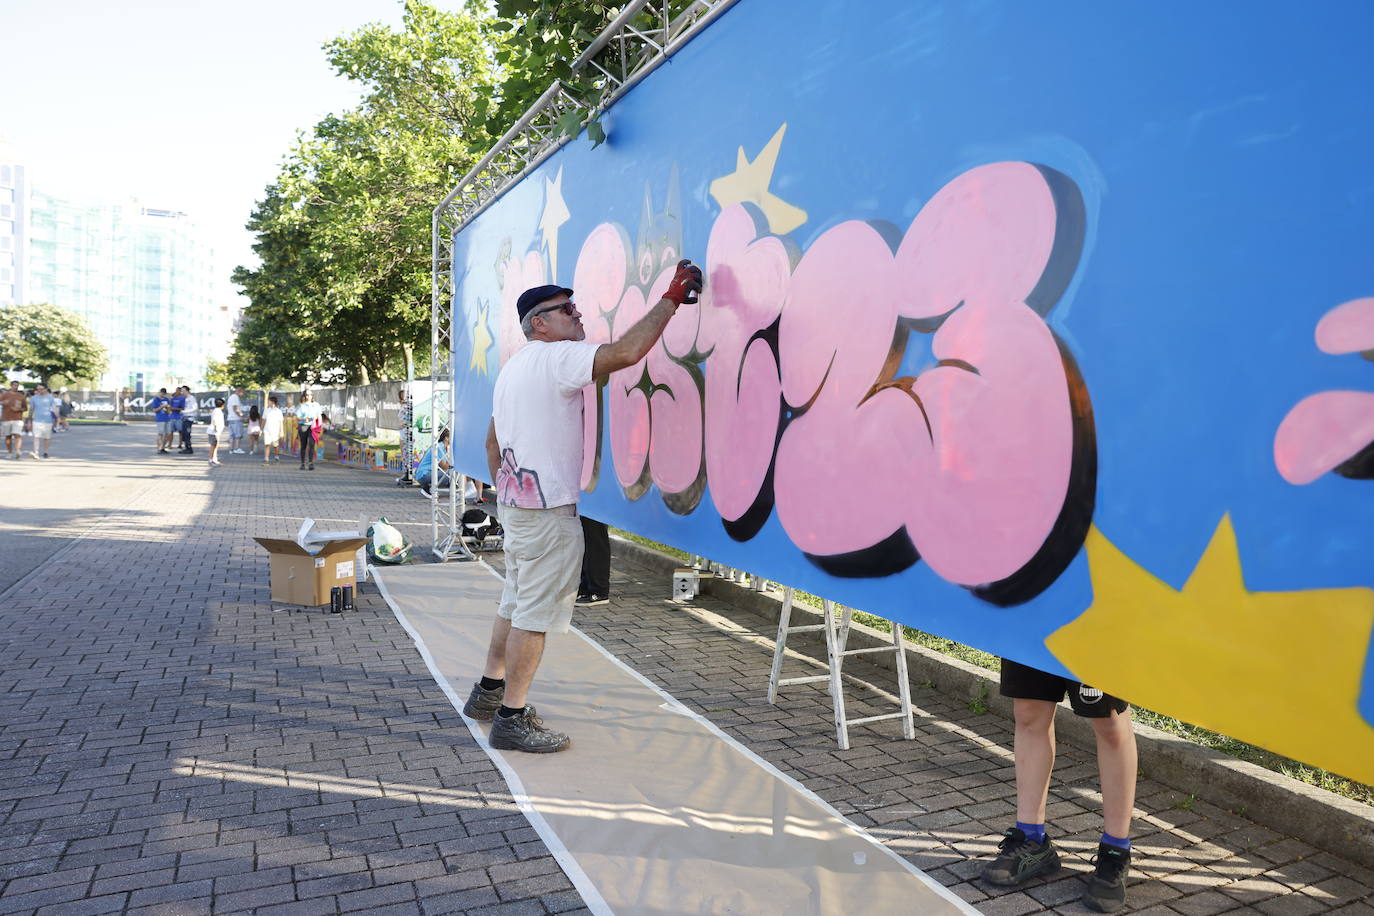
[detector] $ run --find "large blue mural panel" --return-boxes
[447,0,1374,783]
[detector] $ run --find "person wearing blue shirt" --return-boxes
[169,388,187,452]
[150,388,173,453]
[26,384,58,459]
[415,429,452,498]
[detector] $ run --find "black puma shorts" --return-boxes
[999,659,1129,719]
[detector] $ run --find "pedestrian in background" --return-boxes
[247,405,262,455]
[179,389,198,453]
[262,395,283,463]
[57,389,73,432]
[169,387,187,451]
[26,384,57,459]
[294,392,322,470]
[227,386,246,454]
[2,380,26,460]
[150,388,173,453]
[207,397,226,466]
[313,411,331,464]
[415,428,452,499]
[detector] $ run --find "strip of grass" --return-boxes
[615,530,1374,807]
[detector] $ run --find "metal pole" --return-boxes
[430,205,444,559]
[397,367,414,486]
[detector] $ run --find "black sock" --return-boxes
[496,705,524,719]
[479,676,505,691]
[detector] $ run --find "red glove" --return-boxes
[663,259,703,306]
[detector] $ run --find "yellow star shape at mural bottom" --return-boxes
[1046,517,1374,786]
[709,123,808,235]
[469,302,494,375]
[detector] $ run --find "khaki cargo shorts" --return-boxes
[498,504,584,634]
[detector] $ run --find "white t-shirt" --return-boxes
[493,340,599,509]
[263,405,284,436]
[209,407,226,436]
[227,393,243,420]
[183,394,198,417]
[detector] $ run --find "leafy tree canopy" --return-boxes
[231,0,496,385]
[230,1,702,385]
[203,358,234,389]
[0,303,109,387]
[483,1,701,148]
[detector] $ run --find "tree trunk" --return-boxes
[402,343,415,382]
[358,364,372,386]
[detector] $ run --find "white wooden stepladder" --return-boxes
[767,587,916,750]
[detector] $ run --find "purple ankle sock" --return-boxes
[1016,821,1046,843]
[1100,832,1131,850]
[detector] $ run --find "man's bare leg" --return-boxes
[1013,698,1057,824]
[500,628,545,709]
[1092,707,1137,837]
[482,616,513,680]
[481,617,546,709]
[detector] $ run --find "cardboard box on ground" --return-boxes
[254,519,369,607]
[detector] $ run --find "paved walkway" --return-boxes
[1,424,1372,915]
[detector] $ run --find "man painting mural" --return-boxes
[463,260,703,752]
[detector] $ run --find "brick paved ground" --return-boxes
[1,424,1372,915]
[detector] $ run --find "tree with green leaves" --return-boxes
[229,1,702,386]
[203,357,234,389]
[482,0,704,149]
[0,303,108,387]
[231,1,498,385]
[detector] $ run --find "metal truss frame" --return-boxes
[430,0,740,558]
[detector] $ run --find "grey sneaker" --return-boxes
[981,828,1060,886]
[462,682,504,721]
[1082,844,1130,912]
[489,706,570,753]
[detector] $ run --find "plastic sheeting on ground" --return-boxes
[371,561,973,916]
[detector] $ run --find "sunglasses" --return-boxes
[535,302,576,318]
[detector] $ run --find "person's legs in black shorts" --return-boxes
[983,659,1137,912]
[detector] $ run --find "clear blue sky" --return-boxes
[0,0,451,308]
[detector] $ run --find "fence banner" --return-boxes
[441,1,1374,784]
[65,391,121,420]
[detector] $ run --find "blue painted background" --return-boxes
[449,1,1374,710]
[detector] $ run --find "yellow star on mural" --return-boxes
[709,123,808,235]
[539,166,571,279]
[469,301,494,375]
[1046,517,1374,785]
